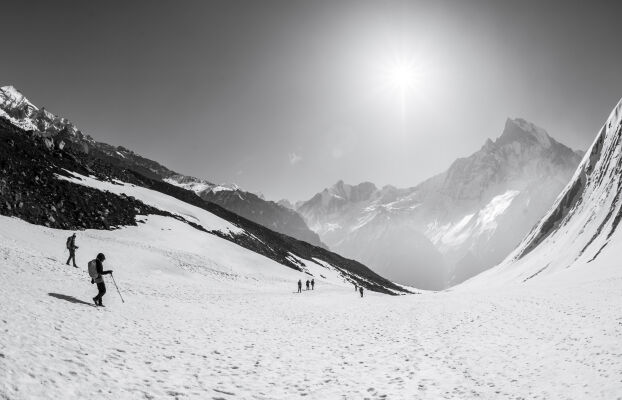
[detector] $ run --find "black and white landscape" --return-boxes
[1,1,622,399]
[295,119,583,289]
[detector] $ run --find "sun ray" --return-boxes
[378,56,425,120]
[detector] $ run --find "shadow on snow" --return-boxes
[48,292,94,307]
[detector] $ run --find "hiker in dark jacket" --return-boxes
[311,279,315,290]
[297,279,302,293]
[305,280,310,290]
[65,233,78,268]
[91,253,113,307]
[359,287,364,298]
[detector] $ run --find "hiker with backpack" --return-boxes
[359,286,364,298]
[297,279,302,293]
[311,278,315,290]
[305,279,310,290]
[88,253,113,307]
[65,233,79,268]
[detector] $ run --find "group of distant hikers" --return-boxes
[297,278,315,292]
[65,233,114,307]
[296,278,365,298]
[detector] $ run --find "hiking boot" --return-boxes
[92,297,99,307]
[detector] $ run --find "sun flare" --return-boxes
[377,56,425,119]
[382,59,421,92]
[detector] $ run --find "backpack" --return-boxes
[88,260,99,280]
[66,236,73,250]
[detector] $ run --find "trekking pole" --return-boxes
[110,273,125,303]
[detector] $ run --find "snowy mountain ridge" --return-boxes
[296,118,582,289]
[0,85,85,139]
[163,175,240,195]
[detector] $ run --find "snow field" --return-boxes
[1,216,621,399]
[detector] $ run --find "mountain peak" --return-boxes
[327,180,378,197]
[331,179,346,190]
[495,117,552,148]
[1,85,22,96]
[0,85,37,110]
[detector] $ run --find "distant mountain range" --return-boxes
[0,86,324,248]
[296,118,583,289]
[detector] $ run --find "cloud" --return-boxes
[288,152,302,165]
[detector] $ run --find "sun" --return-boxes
[378,57,424,119]
[382,59,420,92]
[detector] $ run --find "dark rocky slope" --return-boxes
[0,85,323,248]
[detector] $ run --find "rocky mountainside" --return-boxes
[297,119,583,289]
[463,98,622,288]
[0,114,406,294]
[0,85,323,247]
[165,175,325,248]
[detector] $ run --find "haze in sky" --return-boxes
[3,0,622,201]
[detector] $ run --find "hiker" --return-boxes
[65,233,79,268]
[305,280,310,290]
[311,279,315,290]
[354,283,358,292]
[359,287,364,298]
[297,279,302,293]
[88,253,113,307]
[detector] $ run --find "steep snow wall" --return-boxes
[462,98,622,288]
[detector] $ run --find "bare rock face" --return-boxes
[0,119,164,230]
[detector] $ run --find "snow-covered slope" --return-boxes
[297,119,582,289]
[164,175,239,195]
[463,98,622,288]
[165,174,326,248]
[57,171,242,235]
[2,212,621,399]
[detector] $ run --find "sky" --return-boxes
[3,0,622,201]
